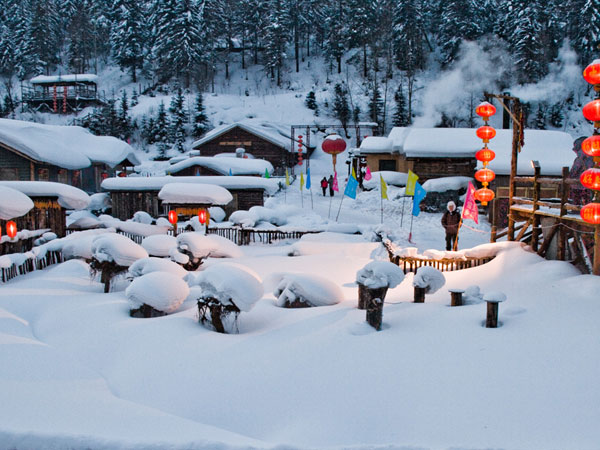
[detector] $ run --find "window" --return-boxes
[378,159,396,171]
[37,168,49,181]
[57,169,68,184]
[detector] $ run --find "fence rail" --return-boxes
[207,227,319,246]
[1,250,64,283]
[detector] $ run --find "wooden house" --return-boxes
[191,121,314,175]
[21,74,105,114]
[0,118,139,193]
[0,181,90,237]
[101,175,281,221]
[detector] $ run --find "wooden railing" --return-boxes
[1,250,64,283]
[207,227,319,246]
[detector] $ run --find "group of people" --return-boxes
[320,176,335,197]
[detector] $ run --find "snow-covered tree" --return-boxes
[392,84,410,127]
[368,82,383,128]
[263,0,287,86]
[393,0,426,73]
[111,0,146,82]
[437,0,482,66]
[169,87,188,153]
[568,0,600,65]
[192,92,210,139]
[332,83,350,131]
[305,90,319,115]
[154,101,171,158]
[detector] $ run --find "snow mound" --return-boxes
[128,257,188,279]
[158,182,233,206]
[87,193,111,212]
[272,273,344,307]
[412,266,446,294]
[208,207,226,223]
[483,291,507,303]
[0,186,34,220]
[190,263,263,312]
[363,171,408,190]
[126,272,190,313]
[177,232,243,259]
[464,285,484,304]
[356,261,405,289]
[421,176,472,193]
[131,211,154,224]
[141,234,177,257]
[91,233,149,266]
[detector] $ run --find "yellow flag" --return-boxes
[351,166,357,179]
[406,170,419,196]
[300,172,305,190]
[285,168,290,186]
[380,175,388,200]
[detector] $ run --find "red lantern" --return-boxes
[321,135,347,154]
[474,188,495,205]
[580,168,600,190]
[475,148,496,163]
[582,135,600,157]
[476,126,496,142]
[475,168,496,183]
[582,99,600,122]
[6,220,17,239]
[580,202,600,224]
[475,102,496,121]
[583,60,600,86]
[168,210,178,225]
[198,209,207,225]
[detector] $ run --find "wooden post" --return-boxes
[531,162,541,252]
[449,289,464,307]
[594,224,600,276]
[414,286,426,303]
[486,301,499,328]
[365,297,384,331]
[358,284,388,310]
[508,99,522,241]
[558,167,569,261]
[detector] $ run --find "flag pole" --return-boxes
[400,196,406,227]
[380,192,383,223]
[408,213,414,243]
[453,217,463,251]
[310,188,313,209]
[335,195,345,222]
[328,195,333,219]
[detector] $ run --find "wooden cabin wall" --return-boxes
[409,157,476,181]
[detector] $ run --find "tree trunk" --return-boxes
[358,284,388,310]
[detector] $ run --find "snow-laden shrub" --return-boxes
[128,257,188,279]
[169,246,189,265]
[87,193,111,213]
[208,207,226,222]
[141,234,177,257]
[272,273,344,308]
[156,217,171,227]
[126,271,190,317]
[92,234,148,266]
[464,285,483,304]
[356,261,405,289]
[191,263,263,333]
[412,266,445,294]
[174,232,243,270]
[131,211,154,224]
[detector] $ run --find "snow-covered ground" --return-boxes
[1,177,599,450]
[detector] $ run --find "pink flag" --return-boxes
[364,166,372,181]
[333,172,339,192]
[462,181,479,224]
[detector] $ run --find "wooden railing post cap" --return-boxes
[483,292,507,303]
[448,288,465,293]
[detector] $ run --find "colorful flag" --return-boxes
[228,168,233,176]
[412,182,427,216]
[300,172,305,190]
[264,168,270,178]
[406,170,419,196]
[352,166,357,179]
[364,166,372,181]
[333,172,339,192]
[285,168,290,186]
[462,181,479,224]
[380,174,388,200]
[344,173,358,199]
[306,167,311,190]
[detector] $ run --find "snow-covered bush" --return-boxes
[191,263,263,333]
[356,261,405,289]
[141,234,177,257]
[90,233,148,292]
[412,266,446,294]
[272,273,344,308]
[126,271,190,317]
[87,193,111,214]
[128,257,188,279]
[464,285,484,304]
[131,211,154,224]
[173,232,243,271]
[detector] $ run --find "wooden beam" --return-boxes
[537,224,559,257]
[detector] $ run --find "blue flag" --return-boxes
[344,174,358,199]
[228,168,233,176]
[412,182,427,216]
[306,167,311,190]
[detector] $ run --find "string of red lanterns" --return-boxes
[297,135,303,166]
[474,101,497,206]
[581,59,600,224]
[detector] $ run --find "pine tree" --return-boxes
[169,87,188,153]
[332,83,350,130]
[392,85,410,127]
[549,102,564,128]
[393,0,426,73]
[511,0,546,83]
[323,0,346,74]
[29,0,60,75]
[131,89,139,107]
[352,105,360,123]
[111,0,146,82]
[192,92,209,139]
[568,0,600,65]
[437,0,482,66]
[66,0,95,72]
[534,104,546,129]
[154,101,171,158]
[263,0,287,86]
[368,82,383,127]
[346,0,373,78]
[305,90,319,115]
[118,90,131,140]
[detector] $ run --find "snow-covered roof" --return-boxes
[0,119,139,168]
[166,156,273,176]
[29,74,98,84]
[102,175,280,195]
[191,119,314,152]
[158,183,233,206]
[386,127,574,176]
[0,181,90,210]
[359,136,394,153]
[0,186,34,220]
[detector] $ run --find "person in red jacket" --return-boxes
[441,201,460,251]
[320,177,328,196]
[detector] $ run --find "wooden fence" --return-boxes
[206,227,319,246]
[1,250,64,283]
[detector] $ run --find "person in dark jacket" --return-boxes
[320,177,328,196]
[328,175,334,196]
[441,201,460,251]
